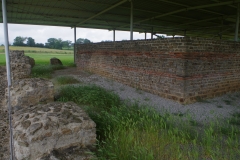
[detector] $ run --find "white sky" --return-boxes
[0,23,154,45]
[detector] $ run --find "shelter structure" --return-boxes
[2,0,240,40]
[1,0,240,159]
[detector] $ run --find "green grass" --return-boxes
[31,65,65,78]
[58,85,240,160]
[0,46,73,54]
[54,76,79,85]
[0,46,74,66]
[0,53,74,66]
[58,85,121,110]
[229,113,240,125]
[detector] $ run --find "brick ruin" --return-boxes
[76,37,240,104]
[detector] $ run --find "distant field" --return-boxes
[0,53,74,66]
[0,46,73,54]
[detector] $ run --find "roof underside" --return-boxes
[1,0,240,40]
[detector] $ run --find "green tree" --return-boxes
[35,43,44,48]
[55,38,63,49]
[46,38,57,49]
[26,37,35,47]
[45,38,63,49]
[13,36,27,46]
[101,40,112,42]
[62,40,72,49]
[76,38,92,44]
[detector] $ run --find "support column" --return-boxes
[2,0,11,86]
[184,30,186,37]
[2,0,14,159]
[151,27,153,39]
[74,26,76,63]
[235,3,240,42]
[130,0,133,40]
[113,29,116,42]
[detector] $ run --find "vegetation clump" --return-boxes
[58,85,240,160]
[31,65,64,78]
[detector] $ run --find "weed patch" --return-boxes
[223,99,232,105]
[57,85,240,159]
[229,113,240,125]
[31,65,65,78]
[58,85,121,110]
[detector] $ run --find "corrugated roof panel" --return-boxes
[1,0,240,39]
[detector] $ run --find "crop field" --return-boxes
[0,46,74,66]
[0,46,73,54]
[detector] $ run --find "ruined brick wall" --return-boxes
[76,37,240,103]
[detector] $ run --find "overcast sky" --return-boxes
[0,23,153,45]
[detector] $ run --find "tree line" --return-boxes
[11,36,92,49]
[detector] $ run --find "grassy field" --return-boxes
[0,53,73,66]
[0,46,73,54]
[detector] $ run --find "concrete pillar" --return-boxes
[74,26,76,63]
[2,0,11,86]
[235,3,240,41]
[130,0,133,40]
[113,29,116,42]
[2,0,14,159]
[151,27,153,39]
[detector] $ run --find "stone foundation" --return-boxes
[76,37,240,104]
[6,78,54,109]
[10,50,32,80]
[1,50,96,159]
[13,102,96,160]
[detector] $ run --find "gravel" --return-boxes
[54,68,240,124]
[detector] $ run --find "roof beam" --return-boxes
[6,10,130,25]
[156,0,224,16]
[135,0,240,24]
[176,15,236,27]
[210,0,236,8]
[76,0,127,25]
[8,1,202,27]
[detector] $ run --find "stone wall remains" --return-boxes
[1,50,96,159]
[1,51,34,160]
[10,50,33,80]
[0,67,9,160]
[76,37,240,104]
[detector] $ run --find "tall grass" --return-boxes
[58,85,240,160]
[31,65,65,78]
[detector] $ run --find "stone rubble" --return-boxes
[5,78,54,109]
[50,57,63,66]
[13,102,96,160]
[1,50,96,160]
[10,50,32,80]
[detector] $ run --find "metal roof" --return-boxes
[1,0,240,39]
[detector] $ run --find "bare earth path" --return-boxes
[53,67,240,124]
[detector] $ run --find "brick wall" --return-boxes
[75,37,240,104]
